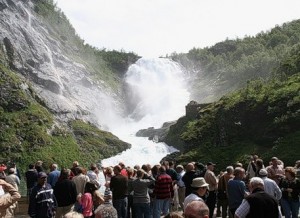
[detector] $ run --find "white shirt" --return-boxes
[262,177,282,201]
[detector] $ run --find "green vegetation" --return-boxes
[0,64,130,172]
[170,20,300,103]
[167,73,300,169]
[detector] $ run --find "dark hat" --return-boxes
[38,172,47,178]
[207,162,216,166]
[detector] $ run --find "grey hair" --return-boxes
[250,177,264,187]
[63,211,84,218]
[226,166,234,173]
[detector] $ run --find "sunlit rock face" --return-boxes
[0,0,121,125]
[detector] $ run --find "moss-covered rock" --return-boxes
[0,64,130,172]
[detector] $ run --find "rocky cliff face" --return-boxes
[0,0,122,126]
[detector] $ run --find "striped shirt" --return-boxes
[154,173,173,199]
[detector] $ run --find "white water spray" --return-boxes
[101,58,190,167]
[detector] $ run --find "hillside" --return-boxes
[0,0,137,171]
[165,70,300,169]
[0,63,130,172]
[171,19,300,103]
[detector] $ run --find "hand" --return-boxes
[286,188,293,193]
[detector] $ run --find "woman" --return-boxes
[279,167,300,218]
[81,182,98,218]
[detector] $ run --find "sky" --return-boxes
[55,0,300,58]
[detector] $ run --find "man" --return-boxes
[235,177,281,218]
[266,157,284,184]
[110,165,128,218]
[258,168,282,201]
[246,155,258,179]
[182,163,197,197]
[0,178,21,217]
[204,162,217,218]
[227,167,247,217]
[128,169,155,217]
[87,163,100,188]
[176,164,186,211]
[183,177,209,210]
[25,164,38,198]
[47,163,60,188]
[53,169,77,217]
[72,167,90,195]
[95,188,118,218]
[217,166,234,218]
[184,201,209,218]
[153,166,173,218]
[5,168,20,190]
[28,172,57,218]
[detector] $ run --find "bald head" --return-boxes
[184,201,209,218]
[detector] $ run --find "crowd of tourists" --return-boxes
[0,156,300,218]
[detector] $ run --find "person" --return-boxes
[25,163,38,199]
[5,168,20,190]
[0,178,21,217]
[278,166,300,218]
[164,211,184,218]
[217,166,234,218]
[294,160,300,179]
[72,167,90,195]
[129,169,155,218]
[127,167,136,218]
[266,157,284,184]
[94,188,118,218]
[28,171,57,218]
[182,163,197,197]
[258,168,282,201]
[204,162,217,218]
[35,160,44,173]
[110,165,128,218]
[183,177,209,210]
[53,169,77,217]
[234,177,281,218]
[246,155,258,179]
[176,164,186,211]
[70,161,80,179]
[47,163,60,188]
[227,167,247,217]
[184,200,209,218]
[81,182,98,218]
[64,211,84,218]
[87,163,100,188]
[119,162,128,177]
[153,166,174,218]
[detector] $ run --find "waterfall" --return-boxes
[101,58,190,167]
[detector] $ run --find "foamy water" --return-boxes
[101,58,190,167]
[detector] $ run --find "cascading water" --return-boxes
[101,58,190,167]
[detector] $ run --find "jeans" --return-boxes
[113,197,128,218]
[281,198,300,218]
[153,198,170,218]
[206,191,217,218]
[134,202,151,218]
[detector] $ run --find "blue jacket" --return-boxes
[28,183,57,218]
